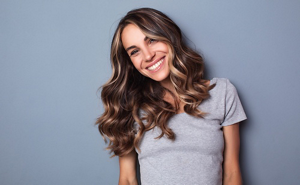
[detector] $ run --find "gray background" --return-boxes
[1,0,300,185]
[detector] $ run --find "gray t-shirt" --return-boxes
[135,77,247,185]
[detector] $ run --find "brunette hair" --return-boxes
[96,8,215,157]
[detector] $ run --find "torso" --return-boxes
[135,77,247,185]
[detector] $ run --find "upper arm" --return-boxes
[118,149,138,185]
[223,123,241,172]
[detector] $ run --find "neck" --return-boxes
[160,77,178,103]
[160,77,184,113]
[160,77,175,93]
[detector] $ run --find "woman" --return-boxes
[96,8,247,185]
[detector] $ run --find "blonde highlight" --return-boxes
[96,8,215,157]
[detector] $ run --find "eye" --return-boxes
[148,38,157,44]
[130,49,139,56]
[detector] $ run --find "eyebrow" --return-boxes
[125,46,136,52]
[125,36,149,52]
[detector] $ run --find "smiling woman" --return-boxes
[121,24,170,82]
[96,8,247,185]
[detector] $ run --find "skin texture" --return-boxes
[223,123,242,185]
[118,149,138,185]
[119,24,242,185]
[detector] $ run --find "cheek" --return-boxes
[130,58,141,70]
[131,60,148,76]
[159,43,169,52]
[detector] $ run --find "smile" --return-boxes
[147,57,165,71]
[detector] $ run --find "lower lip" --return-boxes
[147,58,165,73]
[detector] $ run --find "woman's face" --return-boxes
[121,24,170,83]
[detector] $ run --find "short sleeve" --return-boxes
[221,79,247,126]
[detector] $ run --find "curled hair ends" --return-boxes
[96,8,215,157]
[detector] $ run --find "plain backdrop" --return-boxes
[1,0,300,185]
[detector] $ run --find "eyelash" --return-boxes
[130,50,138,56]
[149,38,156,44]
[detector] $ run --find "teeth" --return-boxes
[148,58,164,71]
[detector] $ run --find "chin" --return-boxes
[150,74,170,82]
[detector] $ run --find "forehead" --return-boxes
[121,24,146,48]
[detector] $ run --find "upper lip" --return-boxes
[146,56,165,69]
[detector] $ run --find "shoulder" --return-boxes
[207,77,241,107]
[210,77,237,93]
[211,77,232,85]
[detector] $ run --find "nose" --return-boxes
[143,47,155,62]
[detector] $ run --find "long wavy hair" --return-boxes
[96,8,216,157]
